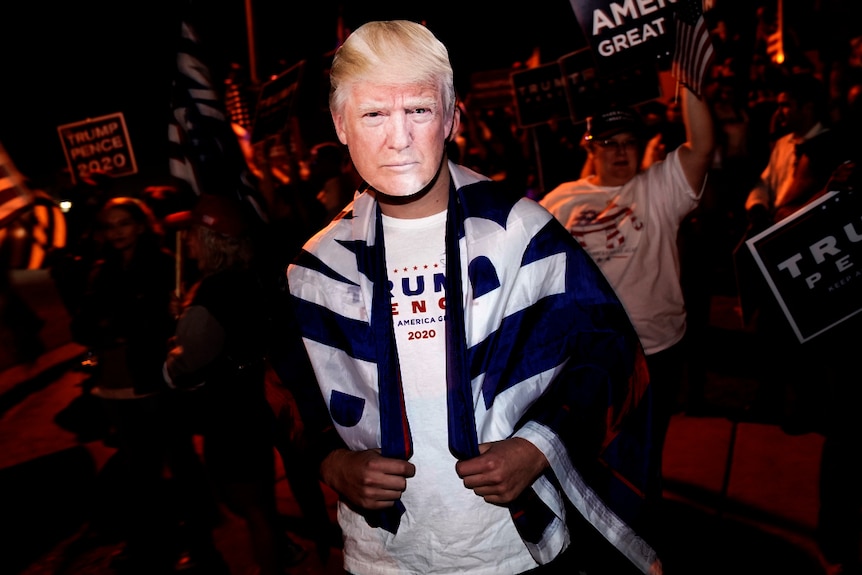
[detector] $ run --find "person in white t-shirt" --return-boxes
[286,19,662,575]
[539,89,714,552]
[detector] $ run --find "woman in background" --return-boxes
[164,193,307,575]
[72,197,220,574]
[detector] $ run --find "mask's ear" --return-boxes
[333,112,349,146]
[445,104,461,144]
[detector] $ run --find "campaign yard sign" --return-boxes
[512,62,571,128]
[469,69,516,111]
[746,190,862,343]
[250,60,304,144]
[58,112,137,183]
[559,48,662,124]
[558,49,603,124]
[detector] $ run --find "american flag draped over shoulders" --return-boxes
[167,6,268,223]
[671,0,715,98]
[288,162,659,572]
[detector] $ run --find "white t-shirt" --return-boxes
[539,150,701,354]
[744,122,829,212]
[338,209,536,575]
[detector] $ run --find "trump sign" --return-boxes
[58,112,137,183]
[746,189,862,343]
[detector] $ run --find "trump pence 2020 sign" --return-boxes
[58,112,137,183]
[746,190,862,343]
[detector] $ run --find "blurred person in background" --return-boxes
[0,141,65,366]
[810,161,862,575]
[540,86,715,557]
[164,193,307,575]
[49,172,114,316]
[745,72,839,230]
[70,196,220,574]
[741,72,846,430]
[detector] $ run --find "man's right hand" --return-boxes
[320,448,416,510]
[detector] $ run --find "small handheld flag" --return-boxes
[671,0,715,98]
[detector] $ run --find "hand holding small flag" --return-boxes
[671,0,715,99]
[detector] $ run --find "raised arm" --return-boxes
[677,85,715,193]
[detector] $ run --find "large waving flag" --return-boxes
[0,141,33,229]
[671,0,715,98]
[0,141,66,269]
[167,8,268,223]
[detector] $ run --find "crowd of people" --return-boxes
[3,5,862,575]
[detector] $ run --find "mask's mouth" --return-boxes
[372,148,447,204]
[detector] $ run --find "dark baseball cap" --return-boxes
[164,193,249,238]
[584,106,644,141]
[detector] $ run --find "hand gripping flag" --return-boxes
[288,162,660,573]
[671,0,715,98]
[167,9,267,224]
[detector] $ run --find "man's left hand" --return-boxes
[455,438,548,505]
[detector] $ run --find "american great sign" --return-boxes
[569,0,676,74]
[746,189,862,343]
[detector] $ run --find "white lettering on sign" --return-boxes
[776,217,862,289]
[592,0,676,34]
[515,75,567,102]
[62,121,120,145]
[69,136,125,160]
[57,113,137,183]
[597,17,668,56]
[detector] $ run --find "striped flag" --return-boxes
[288,166,657,571]
[168,12,268,223]
[671,0,715,98]
[2,192,67,270]
[0,141,66,269]
[0,141,33,229]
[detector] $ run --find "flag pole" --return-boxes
[175,231,183,299]
[245,0,259,85]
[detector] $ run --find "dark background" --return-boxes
[1,0,858,194]
[0,0,583,191]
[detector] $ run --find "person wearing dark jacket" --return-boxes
[71,197,215,574]
[164,193,307,575]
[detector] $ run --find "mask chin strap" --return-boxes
[413,147,448,197]
[368,147,447,201]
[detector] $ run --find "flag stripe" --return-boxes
[168,11,268,223]
[0,143,33,228]
[12,198,67,269]
[671,0,715,98]
[287,167,658,570]
[1,138,66,270]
